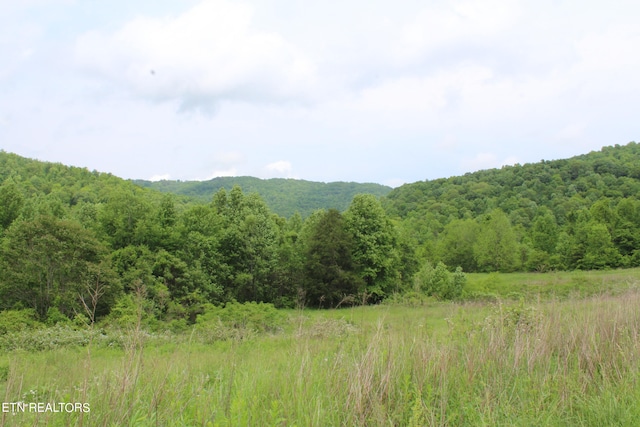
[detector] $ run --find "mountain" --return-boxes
[2,143,640,323]
[384,141,640,272]
[385,142,640,221]
[0,150,399,316]
[133,176,392,218]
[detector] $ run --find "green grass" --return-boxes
[465,267,640,300]
[2,269,640,425]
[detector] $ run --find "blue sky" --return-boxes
[1,0,639,187]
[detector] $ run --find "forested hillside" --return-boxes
[0,151,408,325]
[386,141,640,272]
[1,143,640,326]
[134,176,392,218]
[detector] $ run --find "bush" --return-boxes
[0,324,103,352]
[103,293,157,330]
[383,291,435,307]
[484,300,542,335]
[45,307,70,326]
[0,309,42,334]
[414,262,466,300]
[195,301,286,342]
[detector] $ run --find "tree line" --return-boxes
[386,142,640,272]
[1,142,640,324]
[134,176,392,218]
[0,152,410,322]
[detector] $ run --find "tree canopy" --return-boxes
[1,142,640,323]
[385,142,640,271]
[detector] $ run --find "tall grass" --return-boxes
[2,280,640,425]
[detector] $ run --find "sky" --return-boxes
[1,0,639,187]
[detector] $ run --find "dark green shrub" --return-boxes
[45,307,70,326]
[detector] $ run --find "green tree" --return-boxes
[577,222,621,269]
[0,178,24,231]
[530,208,559,254]
[436,218,479,272]
[109,245,170,318]
[526,208,559,271]
[613,198,640,263]
[135,194,180,251]
[344,194,400,301]
[590,199,618,234]
[413,261,466,300]
[214,187,280,302]
[176,204,225,303]
[303,209,360,307]
[474,209,519,272]
[0,216,106,319]
[271,213,305,307]
[394,222,420,290]
[98,184,151,249]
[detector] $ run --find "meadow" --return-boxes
[2,268,640,426]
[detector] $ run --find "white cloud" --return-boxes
[263,160,295,178]
[4,0,640,187]
[397,0,521,63]
[74,0,318,111]
[355,74,449,114]
[574,25,640,74]
[195,150,247,180]
[202,168,238,180]
[266,160,291,173]
[149,173,171,181]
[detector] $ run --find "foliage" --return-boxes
[302,209,361,307]
[473,209,519,272]
[0,324,102,352]
[0,178,24,230]
[386,141,640,271]
[134,176,392,218]
[344,194,401,301]
[2,142,640,326]
[0,309,42,334]
[195,301,285,340]
[413,261,467,300]
[436,218,479,272]
[0,215,107,319]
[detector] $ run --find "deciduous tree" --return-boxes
[0,216,106,319]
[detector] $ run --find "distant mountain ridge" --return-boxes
[133,176,392,218]
[378,141,640,272]
[384,142,640,221]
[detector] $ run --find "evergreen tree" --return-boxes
[303,209,360,307]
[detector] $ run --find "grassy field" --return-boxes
[2,268,640,426]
